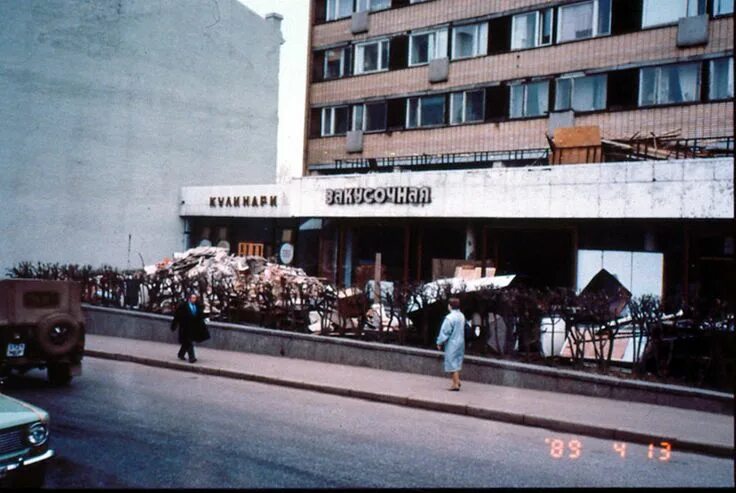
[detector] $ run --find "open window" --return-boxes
[356,0,391,12]
[709,58,734,100]
[451,22,488,59]
[354,38,390,74]
[641,0,705,27]
[713,0,734,16]
[409,27,448,66]
[351,101,388,131]
[406,94,447,128]
[323,46,351,80]
[555,74,608,112]
[557,0,611,42]
[510,80,550,118]
[450,89,485,124]
[511,9,553,49]
[321,106,351,136]
[639,62,701,106]
[325,0,354,21]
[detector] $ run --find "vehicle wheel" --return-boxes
[37,314,81,356]
[13,464,46,488]
[48,363,73,386]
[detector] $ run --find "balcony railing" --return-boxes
[308,135,734,175]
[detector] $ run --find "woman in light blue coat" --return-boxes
[436,297,465,391]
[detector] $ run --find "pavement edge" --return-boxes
[84,349,734,459]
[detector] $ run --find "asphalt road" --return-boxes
[2,358,733,488]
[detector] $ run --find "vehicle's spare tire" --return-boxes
[37,314,82,356]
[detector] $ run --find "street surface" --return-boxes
[2,358,733,488]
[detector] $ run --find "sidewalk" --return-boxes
[85,334,733,458]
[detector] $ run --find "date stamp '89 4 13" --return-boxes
[544,438,673,461]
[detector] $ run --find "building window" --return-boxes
[406,95,446,128]
[321,106,350,136]
[511,9,553,49]
[510,81,549,118]
[451,22,488,59]
[324,47,348,79]
[709,58,734,100]
[409,28,448,66]
[713,0,734,15]
[641,0,704,27]
[354,39,390,74]
[352,102,388,131]
[639,63,700,106]
[557,0,611,42]
[356,0,391,12]
[450,90,485,124]
[326,0,354,21]
[555,74,607,111]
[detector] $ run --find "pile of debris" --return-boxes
[142,247,325,316]
[548,126,733,164]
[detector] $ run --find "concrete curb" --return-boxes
[85,349,734,459]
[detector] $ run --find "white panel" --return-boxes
[576,249,604,292]
[631,252,664,298]
[601,250,633,291]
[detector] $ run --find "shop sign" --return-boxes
[209,195,278,208]
[325,186,431,206]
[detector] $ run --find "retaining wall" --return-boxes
[83,305,734,415]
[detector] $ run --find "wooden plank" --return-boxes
[553,125,601,148]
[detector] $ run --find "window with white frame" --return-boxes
[321,106,350,136]
[639,63,700,106]
[326,0,354,21]
[450,90,485,124]
[406,95,446,128]
[714,0,734,15]
[555,74,607,111]
[354,39,390,74]
[409,28,448,66]
[352,101,388,131]
[356,0,391,13]
[709,58,734,100]
[511,9,553,49]
[510,81,549,118]
[641,0,704,27]
[557,0,611,42]
[451,22,488,59]
[324,47,348,79]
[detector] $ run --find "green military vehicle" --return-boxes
[0,279,85,385]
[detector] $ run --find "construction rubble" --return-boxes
[142,247,326,317]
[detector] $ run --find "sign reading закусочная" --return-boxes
[325,186,431,206]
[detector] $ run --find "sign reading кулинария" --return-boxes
[326,186,431,206]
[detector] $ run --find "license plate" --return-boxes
[6,343,25,357]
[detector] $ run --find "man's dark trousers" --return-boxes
[178,342,195,362]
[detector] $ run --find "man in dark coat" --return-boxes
[170,293,207,363]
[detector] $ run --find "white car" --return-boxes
[0,392,54,488]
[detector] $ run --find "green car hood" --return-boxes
[0,393,49,429]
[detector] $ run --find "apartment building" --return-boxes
[182,0,733,304]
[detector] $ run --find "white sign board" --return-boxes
[279,242,294,265]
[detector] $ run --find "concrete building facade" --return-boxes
[0,0,282,272]
[178,0,733,304]
[260,0,732,304]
